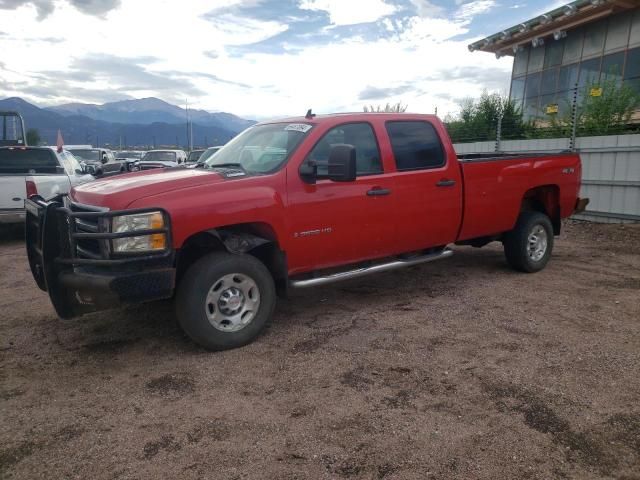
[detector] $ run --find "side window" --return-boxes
[307,123,382,176]
[386,121,445,171]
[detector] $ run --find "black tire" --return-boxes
[175,251,276,350]
[503,211,554,273]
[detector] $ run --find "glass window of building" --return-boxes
[582,22,606,58]
[624,47,640,79]
[513,46,529,76]
[528,45,545,72]
[629,10,640,46]
[624,47,640,93]
[523,96,540,120]
[510,77,526,111]
[578,58,601,88]
[601,52,625,85]
[558,63,579,92]
[563,29,583,64]
[605,14,631,52]
[525,73,541,98]
[544,39,564,68]
[541,68,559,95]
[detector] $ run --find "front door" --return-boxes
[285,122,396,275]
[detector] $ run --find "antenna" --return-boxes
[305,109,315,119]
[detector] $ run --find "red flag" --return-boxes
[56,129,64,153]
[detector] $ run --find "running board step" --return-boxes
[290,249,453,289]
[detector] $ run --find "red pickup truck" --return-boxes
[25,113,588,350]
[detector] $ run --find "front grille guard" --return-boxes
[34,195,173,267]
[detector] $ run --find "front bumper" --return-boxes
[25,195,175,319]
[0,208,26,224]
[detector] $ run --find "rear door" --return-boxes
[382,120,463,252]
[285,122,396,273]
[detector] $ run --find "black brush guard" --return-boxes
[25,195,176,319]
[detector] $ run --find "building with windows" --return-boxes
[468,0,640,121]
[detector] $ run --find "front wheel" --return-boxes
[176,252,276,350]
[503,211,554,273]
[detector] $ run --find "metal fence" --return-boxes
[453,134,640,223]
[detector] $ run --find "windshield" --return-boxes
[59,151,84,175]
[70,149,100,161]
[205,123,311,174]
[198,147,221,164]
[187,150,204,162]
[143,151,177,162]
[117,151,143,159]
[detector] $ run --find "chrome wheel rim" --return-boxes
[527,225,548,262]
[205,273,260,332]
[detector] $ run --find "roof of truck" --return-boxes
[259,112,439,126]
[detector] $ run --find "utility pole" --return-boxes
[185,99,191,151]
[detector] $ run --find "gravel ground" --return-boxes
[1,221,639,480]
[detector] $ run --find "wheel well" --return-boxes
[521,185,561,235]
[176,224,288,296]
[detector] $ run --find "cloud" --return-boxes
[359,84,414,101]
[408,0,445,18]
[455,0,496,20]
[0,0,515,117]
[299,0,396,26]
[67,0,121,17]
[0,0,120,19]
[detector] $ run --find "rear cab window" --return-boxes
[0,148,59,174]
[385,121,446,171]
[306,122,382,176]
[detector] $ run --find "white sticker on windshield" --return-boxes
[285,123,312,133]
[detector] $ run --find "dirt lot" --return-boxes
[1,221,639,480]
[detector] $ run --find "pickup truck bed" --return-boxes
[457,152,581,242]
[0,147,93,224]
[24,113,587,351]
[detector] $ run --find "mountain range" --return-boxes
[0,97,256,149]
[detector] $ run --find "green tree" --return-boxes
[444,91,525,143]
[363,102,408,113]
[26,128,41,146]
[578,77,640,136]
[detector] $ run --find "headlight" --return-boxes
[111,211,167,253]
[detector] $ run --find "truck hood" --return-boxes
[71,168,224,209]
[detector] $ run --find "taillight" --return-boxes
[26,179,38,198]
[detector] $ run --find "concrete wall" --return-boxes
[453,134,640,223]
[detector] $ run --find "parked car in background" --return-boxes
[186,149,205,164]
[0,147,93,224]
[66,147,121,175]
[137,149,187,170]
[115,150,145,172]
[25,113,587,351]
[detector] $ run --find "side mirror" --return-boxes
[84,164,96,175]
[327,144,357,182]
[101,155,108,164]
[299,144,357,184]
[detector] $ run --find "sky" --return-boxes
[0,0,566,119]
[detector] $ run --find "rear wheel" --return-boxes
[503,211,554,273]
[176,252,275,350]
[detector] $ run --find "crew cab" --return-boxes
[25,113,588,350]
[0,147,93,224]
